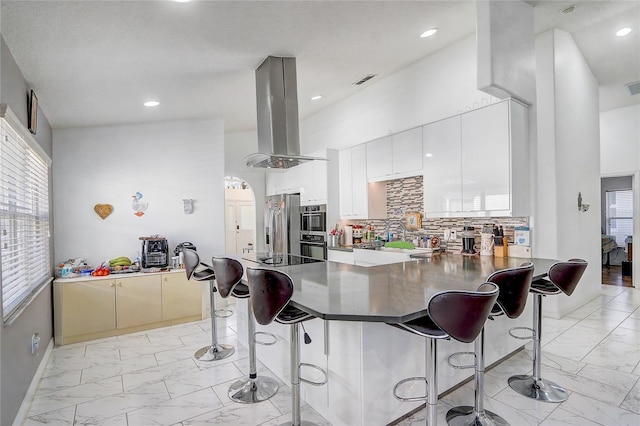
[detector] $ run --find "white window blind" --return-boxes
[0,108,51,320]
[606,189,633,247]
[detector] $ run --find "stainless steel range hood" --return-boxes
[245,56,326,169]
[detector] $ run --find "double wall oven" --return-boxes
[300,204,327,260]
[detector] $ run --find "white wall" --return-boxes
[601,104,640,175]
[600,103,640,284]
[535,29,602,317]
[300,35,491,152]
[224,130,267,252]
[53,118,225,266]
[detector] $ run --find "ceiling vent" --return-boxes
[626,81,640,96]
[353,74,377,86]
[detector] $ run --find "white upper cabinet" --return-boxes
[300,150,330,206]
[339,148,353,217]
[392,127,423,175]
[461,101,510,213]
[266,149,331,205]
[423,115,462,214]
[423,99,529,217]
[351,144,368,217]
[367,127,423,182]
[366,136,392,179]
[266,170,288,196]
[339,144,370,219]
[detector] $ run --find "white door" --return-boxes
[225,200,256,254]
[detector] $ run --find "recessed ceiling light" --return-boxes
[311,95,322,101]
[424,153,434,158]
[420,28,438,38]
[174,0,191,3]
[616,27,632,37]
[144,101,160,107]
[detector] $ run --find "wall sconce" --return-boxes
[578,192,590,212]
[183,199,193,214]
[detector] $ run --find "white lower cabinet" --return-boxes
[327,249,355,264]
[54,271,203,345]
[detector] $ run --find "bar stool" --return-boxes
[183,248,234,361]
[508,259,588,403]
[211,257,279,403]
[247,267,328,426]
[446,262,534,426]
[388,283,499,426]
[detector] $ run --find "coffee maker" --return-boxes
[140,236,169,268]
[461,226,477,254]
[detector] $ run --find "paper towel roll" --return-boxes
[344,226,353,246]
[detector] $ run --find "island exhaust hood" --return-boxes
[245,56,326,169]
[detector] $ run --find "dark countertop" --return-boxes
[237,253,557,324]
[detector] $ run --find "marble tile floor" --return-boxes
[397,285,640,426]
[22,285,640,425]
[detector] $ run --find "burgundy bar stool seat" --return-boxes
[247,267,327,426]
[388,283,499,426]
[183,248,235,361]
[447,262,534,426]
[211,257,279,404]
[508,259,588,403]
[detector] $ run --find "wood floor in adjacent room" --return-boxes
[602,265,634,287]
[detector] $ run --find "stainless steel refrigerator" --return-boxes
[264,193,301,256]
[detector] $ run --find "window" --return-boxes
[0,106,51,320]
[606,189,633,247]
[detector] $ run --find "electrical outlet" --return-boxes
[31,333,40,355]
[444,229,457,241]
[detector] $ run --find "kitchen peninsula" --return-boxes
[235,253,557,425]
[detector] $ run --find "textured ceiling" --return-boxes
[1,1,638,131]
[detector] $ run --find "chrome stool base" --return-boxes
[446,406,508,426]
[228,376,279,403]
[194,343,235,361]
[508,375,569,403]
[277,421,319,426]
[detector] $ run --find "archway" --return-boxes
[224,176,256,254]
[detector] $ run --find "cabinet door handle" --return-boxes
[110,282,115,287]
[117,282,122,287]
[164,277,167,282]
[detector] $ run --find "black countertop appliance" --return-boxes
[140,236,169,268]
[462,226,476,254]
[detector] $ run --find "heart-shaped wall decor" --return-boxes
[94,204,113,219]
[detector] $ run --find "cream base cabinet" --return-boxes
[161,272,202,321]
[115,275,162,329]
[56,280,116,340]
[54,271,203,345]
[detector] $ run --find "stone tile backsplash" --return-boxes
[345,175,529,252]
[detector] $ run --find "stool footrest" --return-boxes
[447,351,476,370]
[254,331,277,346]
[299,363,328,386]
[393,377,428,402]
[214,308,233,319]
[509,326,535,340]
